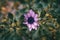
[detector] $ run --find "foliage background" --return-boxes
[0,0,60,40]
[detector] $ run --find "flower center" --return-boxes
[27,17,35,24]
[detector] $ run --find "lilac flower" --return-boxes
[23,9,39,31]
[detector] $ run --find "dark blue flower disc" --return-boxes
[27,17,35,24]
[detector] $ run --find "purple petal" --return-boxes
[27,24,32,31]
[24,14,27,18]
[31,24,37,30]
[29,27,32,31]
[23,22,28,24]
[31,24,35,29]
[29,9,33,13]
[31,12,35,17]
[33,22,38,26]
[27,24,31,28]
[29,10,35,17]
[34,22,39,26]
[34,14,38,18]
[34,27,37,30]
[24,14,28,20]
[34,18,38,22]
[27,13,31,17]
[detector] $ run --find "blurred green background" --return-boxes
[0,0,60,40]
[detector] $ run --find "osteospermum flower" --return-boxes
[23,9,39,31]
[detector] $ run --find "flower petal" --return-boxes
[32,24,35,29]
[23,22,28,24]
[33,22,38,26]
[31,12,35,17]
[24,14,27,18]
[34,14,38,18]
[34,27,37,30]
[27,13,31,17]
[29,10,35,17]
[29,10,33,14]
[24,14,28,20]
[29,27,32,31]
[33,22,39,27]
[34,18,38,21]
[32,24,37,30]
[27,24,32,31]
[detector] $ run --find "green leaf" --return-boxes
[8,13,13,20]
